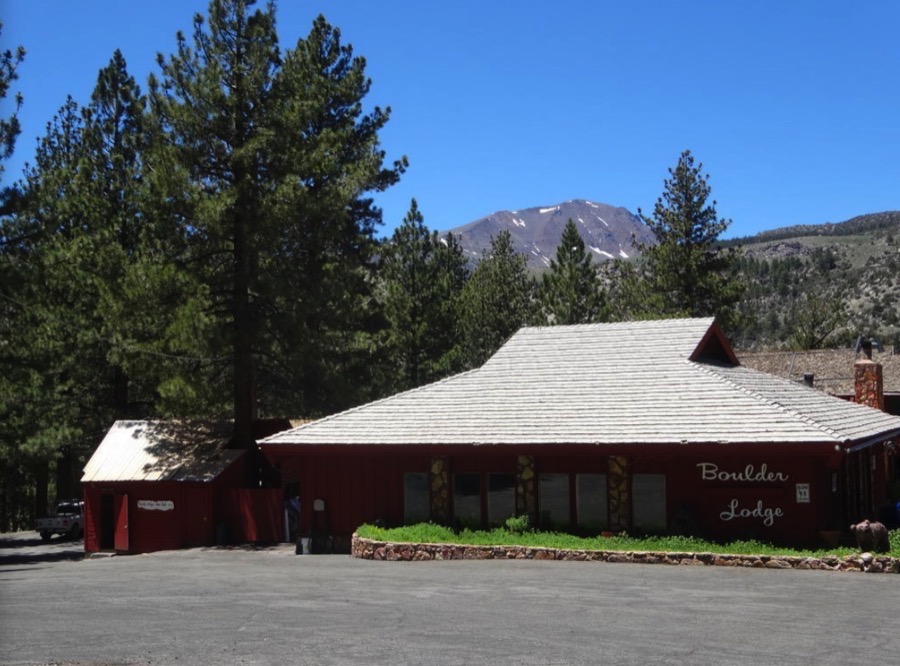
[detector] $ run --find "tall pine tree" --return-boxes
[539,219,606,325]
[634,150,742,328]
[0,21,25,182]
[459,230,535,367]
[380,199,468,391]
[149,1,406,441]
[0,52,162,524]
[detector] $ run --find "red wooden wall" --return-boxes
[274,448,843,548]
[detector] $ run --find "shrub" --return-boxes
[504,514,532,535]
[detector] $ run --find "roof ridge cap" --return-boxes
[689,361,843,442]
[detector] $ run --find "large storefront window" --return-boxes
[404,472,429,524]
[539,473,570,529]
[453,473,481,529]
[488,474,515,526]
[633,473,666,533]
[576,473,607,531]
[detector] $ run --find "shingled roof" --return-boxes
[261,318,900,448]
[739,348,900,396]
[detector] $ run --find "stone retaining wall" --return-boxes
[351,535,900,574]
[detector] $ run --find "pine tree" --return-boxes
[149,1,406,438]
[634,150,743,328]
[0,52,163,524]
[380,199,468,391]
[539,219,606,325]
[459,230,535,367]
[0,21,25,181]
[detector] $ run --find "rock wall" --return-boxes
[351,535,900,574]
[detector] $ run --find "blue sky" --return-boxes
[3,1,899,239]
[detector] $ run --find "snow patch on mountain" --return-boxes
[591,246,614,259]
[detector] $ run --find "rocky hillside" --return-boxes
[446,199,654,270]
[729,211,900,350]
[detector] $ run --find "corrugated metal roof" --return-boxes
[260,318,900,448]
[82,420,243,483]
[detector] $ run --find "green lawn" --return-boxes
[356,522,900,559]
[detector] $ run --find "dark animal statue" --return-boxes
[849,519,890,553]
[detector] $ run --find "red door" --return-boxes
[114,494,129,552]
[184,487,211,547]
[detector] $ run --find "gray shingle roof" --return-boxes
[261,318,900,448]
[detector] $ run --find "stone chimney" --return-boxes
[854,359,884,411]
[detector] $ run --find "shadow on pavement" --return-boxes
[0,550,85,566]
[0,533,85,567]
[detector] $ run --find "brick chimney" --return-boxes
[854,358,884,411]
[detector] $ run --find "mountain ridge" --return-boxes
[443,201,900,348]
[445,199,655,270]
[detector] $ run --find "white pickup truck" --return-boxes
[36,500,84,542]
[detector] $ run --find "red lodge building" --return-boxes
[260,318,900,550]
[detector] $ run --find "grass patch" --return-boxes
[356,522,900,559]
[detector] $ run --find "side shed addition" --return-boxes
[82,420,282,554]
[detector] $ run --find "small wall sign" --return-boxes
[795,483,810,504]
[137,500,174,511]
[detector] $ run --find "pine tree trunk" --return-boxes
[232,187,256,459]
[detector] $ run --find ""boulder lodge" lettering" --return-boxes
[696,462,788,483]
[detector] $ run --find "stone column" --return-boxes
[429,456,450,524]
[515,455,537,523]
[608,455,630,532]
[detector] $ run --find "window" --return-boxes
[576,474,607,531]
[404,473,429,525]
[539,473,570,528]
[632,474,666,533]
[488,474,515,526]
[453,473,481,529]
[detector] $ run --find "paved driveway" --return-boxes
[1,534,898,665]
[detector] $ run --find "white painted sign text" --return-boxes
[719,499,783,527]
[697,462,788,483]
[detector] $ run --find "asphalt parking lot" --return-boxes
[1,532,899,665]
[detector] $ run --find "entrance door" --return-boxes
[114,494,129,552]
[184,487,212,547]
[99,493,115,550]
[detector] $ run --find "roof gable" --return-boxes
[689,320,739,365]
